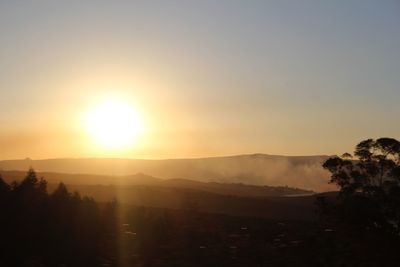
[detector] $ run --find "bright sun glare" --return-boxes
[85,99,142,149]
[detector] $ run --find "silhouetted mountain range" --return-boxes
[0,154,335,191]
[0,169,319,220]
[0,170,313,197]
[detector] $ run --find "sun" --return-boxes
[85,98,143,149]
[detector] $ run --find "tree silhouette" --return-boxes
[0,168,116,267]
[52,182,70,201]
[321,138,400,235]
[0,175,10,193]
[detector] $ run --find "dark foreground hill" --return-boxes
[0,154,334,191]
[1,170,393,267]
[61,184,318,221]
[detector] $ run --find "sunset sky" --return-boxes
[0,1,399,159]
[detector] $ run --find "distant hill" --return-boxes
[0,170,313,198]
[0,169,318,221]
[0,154,335,191]
[0,170,161,186]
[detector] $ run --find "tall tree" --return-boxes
[322,138,400,234]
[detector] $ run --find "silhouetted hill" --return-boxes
[0,170,313,198]
[67,184,317,220]
[0,154,334,191]
[159,178,313,197]
[0,170,161,185]
[0,170,317,220]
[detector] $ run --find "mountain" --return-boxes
[0,154,335,191]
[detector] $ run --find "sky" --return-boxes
[0,0,399,159]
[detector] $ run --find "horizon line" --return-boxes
[0,153,335,162]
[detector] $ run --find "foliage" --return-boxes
[0,168,114,267]
[321,138,400,235]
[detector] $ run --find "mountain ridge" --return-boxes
[0,154,335,191]
[1,153,334,161]
[0,170,313,198]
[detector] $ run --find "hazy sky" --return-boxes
[0,0,399,159]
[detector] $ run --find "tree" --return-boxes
[17,167,38,192]
[0,175,10,196]
[52,182,70,201]
[322,138,400,234]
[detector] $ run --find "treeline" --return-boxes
[0,168,117,267]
